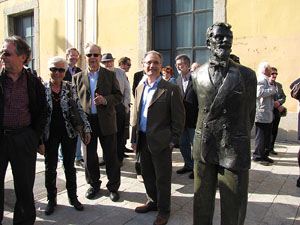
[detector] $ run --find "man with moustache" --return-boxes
[131,50,184,225]
[0,35,47,224]
[72,43,122,202]
[192,22,257,224]
[175,54,198,179]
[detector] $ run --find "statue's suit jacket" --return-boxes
[191,60,257,171]
[72,67,122,136]
[131,78,185,155]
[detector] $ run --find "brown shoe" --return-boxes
[153,214,170,225]
[135,201,157,213]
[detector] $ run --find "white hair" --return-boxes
[257,62,270,75]
[48,56,68,69]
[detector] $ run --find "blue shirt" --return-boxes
[88,68,99,114]
[139,76,162,132]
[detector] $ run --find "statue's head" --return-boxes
[206,22,233,61]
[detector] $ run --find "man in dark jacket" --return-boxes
[0,35,47,225]
[192,23,257,225]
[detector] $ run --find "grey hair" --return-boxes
[175,54,191,65]
[143,50,163,64]
[48,56,68,70]
[84,42,101,54]
[257,62,270,75]
[66,47,79,56]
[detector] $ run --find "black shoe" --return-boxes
[69,198,84,211]
[176,167,193,174]
[85,187,99,199]
[45,199,57,215]
[75,159,85,168]
[109,191,120,202]
[135,201,157,213]
[270,150,278,155]
[124,148,134,153]
[263,156,274,163]
[99,160,106,166]
[297,178,300,188]
[189,172,194,179]
[252,157,263,162]
[123,153,129,158]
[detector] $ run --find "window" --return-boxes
[14,12,35,70]
[153,0,213,72]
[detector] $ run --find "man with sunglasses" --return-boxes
[118,57,131,73]
[0,35,47,224]
[72,43,122,202]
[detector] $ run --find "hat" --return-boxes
[101,53,115,62]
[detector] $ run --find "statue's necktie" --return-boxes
[212,67,224,89]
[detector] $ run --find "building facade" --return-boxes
[0,0,299,141]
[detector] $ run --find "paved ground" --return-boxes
[3,140,300,225]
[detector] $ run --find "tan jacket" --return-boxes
[72,67,122,136]
[131,78,185,154]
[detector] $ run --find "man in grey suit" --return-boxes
[72,43,122,202]
[131,50,185,225]
[175,54,198,179]
[192,22,257,225]
[252,62,276,163]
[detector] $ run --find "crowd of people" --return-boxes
[0,21,299,225]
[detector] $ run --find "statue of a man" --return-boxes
[191,22,257,225]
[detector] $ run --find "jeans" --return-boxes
[58,135,82,161]
[179,126,195,169]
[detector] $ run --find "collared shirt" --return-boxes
[182,72,191,93]
[88,68,100,114]
[139,76,162,132]
[68,66,76,76]
[3,69,31,128]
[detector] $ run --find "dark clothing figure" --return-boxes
[63,66,82,82]
[269,81,286,153]
[192,23,257,225]
[0,68,47,225]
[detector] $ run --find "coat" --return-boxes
[72,67,122,136]
[131,78,185,154]
[255,73,276,123]
[176,74,198,128]
[191,60,257,171]
[43,80,91,141]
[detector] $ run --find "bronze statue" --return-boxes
[191,22,257,225]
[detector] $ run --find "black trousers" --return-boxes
[83,115,120,192]
[270,110,281,151]
[115,103,126,162]
[194,161,248,225]
[139,132,172,214]
[44,133,77,200]
[0,127,38,225]
[253,122,272,159]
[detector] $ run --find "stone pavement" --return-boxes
[3,140,300,225]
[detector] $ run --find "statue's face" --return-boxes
[209,26,233,60]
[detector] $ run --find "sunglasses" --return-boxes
[125,62,131,67]
[0,52,11,57]
[86,53,100,58]
[50,67,66,73]
[272,72,278,75]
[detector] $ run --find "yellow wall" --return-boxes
[98,0,139,85]
[227,0,300,111]
[39,0,66,81]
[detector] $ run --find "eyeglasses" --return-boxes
[86,53,100,58]
[0,52,11,57]
[144,60,160,65]
[50,67,66,73]
[271,72,278,75]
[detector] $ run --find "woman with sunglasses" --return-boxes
[39,56,91,215]
[162,66,176,84]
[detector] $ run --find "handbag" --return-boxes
[291,82,300,100]
[67,83,84,132]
